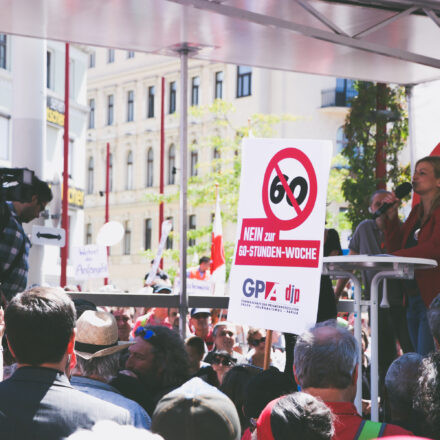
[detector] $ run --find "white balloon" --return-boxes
[96,221,124,246]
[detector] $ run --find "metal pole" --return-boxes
[179,49,189,339]
[159,77,165,269]
[60,43,70,287]
[104,142,110,285]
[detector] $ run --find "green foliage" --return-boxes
[341,82,409,231]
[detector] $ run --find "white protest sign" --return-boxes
[228,139,332,334]
[72,245,109,280]
[174,277,211,296]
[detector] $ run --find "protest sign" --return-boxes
[72,244,109,280]
[228,139,332,334]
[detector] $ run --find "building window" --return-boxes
[108,49,115,63]
[86,223,92,244]
[68,139,74,178]
[123,221,131,255]
[88,99,95,129]
[236,66,252,98]
[169,81,176,114]
[46,51,53,89]
[336,126,348,154]
[213,147,221,173]
[145,218,152,250]
[69,58,76,99]
[107,94,114,125]
[190,147,198,177]
[0,115,9,160]
[146,147,154,187]
[215,71,223,99]
[168,144,176,185]
[126,151,133,190]
[127,90,134,122]
[166,217,173,249]
[188,215,196,246]
[127,51,135,59]
[148,86,155,118]
[89,51,95,68]
[191,76,200,106]
[0,34,6,70]
[109,153,114,192]
[87,156,94,194]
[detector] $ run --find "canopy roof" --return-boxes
[1,0,440,84]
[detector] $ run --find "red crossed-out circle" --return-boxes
[262,148,317,230]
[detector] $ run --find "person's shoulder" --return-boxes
[383,422,413,436]
[355,219,375,231]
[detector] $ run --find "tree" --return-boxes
[341,82,410,231]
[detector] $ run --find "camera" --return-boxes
[0,168,35,204]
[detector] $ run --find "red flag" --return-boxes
[211,188,225,280]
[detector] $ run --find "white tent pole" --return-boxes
[179,47,189,339]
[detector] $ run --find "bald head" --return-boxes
[294,322,359,390]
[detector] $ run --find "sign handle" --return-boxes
[263,329,273,370]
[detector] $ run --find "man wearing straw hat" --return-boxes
[71,310,151,429]
[0,287,132,440]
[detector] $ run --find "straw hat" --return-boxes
[75,310,134,360]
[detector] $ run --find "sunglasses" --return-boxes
[212,356,235,367]
[134,326,156,341]
[251,337,266,346]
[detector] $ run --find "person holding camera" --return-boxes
[0,176,52,301]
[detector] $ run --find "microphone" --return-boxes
[372,182,412,219]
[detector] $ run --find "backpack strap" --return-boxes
[354,420,387,440]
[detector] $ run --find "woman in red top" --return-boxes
[384,156,440,354]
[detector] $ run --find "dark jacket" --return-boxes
[0,366,131,440]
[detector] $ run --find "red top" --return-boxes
[326,402,412,440]
[385,204,440,308]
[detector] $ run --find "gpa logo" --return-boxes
[242,278,300,304]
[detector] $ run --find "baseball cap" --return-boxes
[190,308,211,318]
[152,377,241,440]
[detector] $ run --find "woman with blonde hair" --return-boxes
[383,156,440,354]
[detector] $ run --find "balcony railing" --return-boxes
[321,88,357,108]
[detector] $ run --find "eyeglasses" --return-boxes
[212,356,235,367]
[251,337,266,346]
[134,326,156,341]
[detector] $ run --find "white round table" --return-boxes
[323,255,437,421]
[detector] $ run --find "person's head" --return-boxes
[414,350,440,438]
[5,287,75,366]
[72,299,97,319]
[152,377,241,440]
[211,350,236,385]
[185,336,205,374]
[126,325,189,389]
[167,308,180,331]
[256,393,334,440]
[414,157,440,215]
[190,308,211,338]
[369,189,391,223]
[243,368,297,422]
[428,293,440,349]
[110,307,133,341]
[294,322,359,402]
[13,176,53,223]
[385,353,423,423]
[247,328,267,355]
[199,256,211,272]
[213,321,236,353]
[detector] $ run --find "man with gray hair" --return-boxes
[71,310,151,429]
[428,293,440,349]
[384,352,423,433]
[294,322,412,439]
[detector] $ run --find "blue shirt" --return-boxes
[70,376,151,429]
[0,202,31,299]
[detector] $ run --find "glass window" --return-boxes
[127,90,134,122]
[336,126,348,154]
[188,215,196,246]
[166,217,173,249]
[107,94,114,125]
[145,218,152,250]
[46,51,52,89]
[148,86,155,118]
[108,49,115,63]
[69,58,75,99]
[168,144,176,185]
[127,51,135,59]
[109,153,114,192]
[88,98,95,129]
[190,147,198,177]
[169,81,176,114]
[0,35,6,70]
[87,156,94,194]
[213,147,221,173]
[126,151,133,190]
[124,221,131,255]
[236,66,252,98]
[146,147,154,187]
[86,223,92,244]
[191,76,200,106]
[215,71,223,99]
[89,51,95,68]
